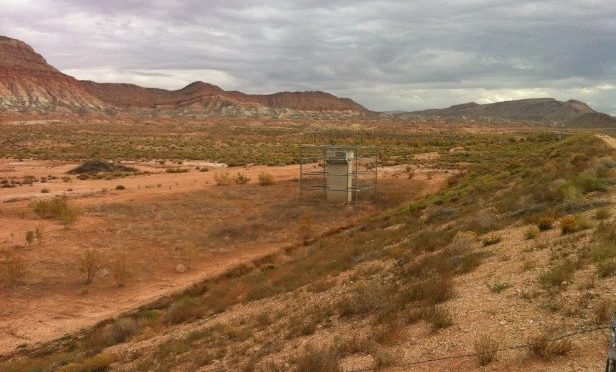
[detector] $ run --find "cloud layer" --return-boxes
[2,0,615,113]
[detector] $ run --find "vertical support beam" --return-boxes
[607,319,616,372]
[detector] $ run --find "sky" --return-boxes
[1,0,616,113]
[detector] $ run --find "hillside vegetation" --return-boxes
[3,132,615,371]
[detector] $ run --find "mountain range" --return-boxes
[0,35,614,127]
[0,35,368,118]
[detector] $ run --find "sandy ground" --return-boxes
[0,158,451,355]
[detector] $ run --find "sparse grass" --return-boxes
[474,334,499,366]
[487,281,512,293]
[539,260,575,288]
[597,260,616,278]
[31,196,78,224]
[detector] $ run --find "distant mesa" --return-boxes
[405,97,616,127]
[0,35,369,118]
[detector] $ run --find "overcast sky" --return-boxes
[1,0,616,113]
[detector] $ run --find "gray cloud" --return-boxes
[1,0,616,113]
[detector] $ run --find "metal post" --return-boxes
[607,319,616,372]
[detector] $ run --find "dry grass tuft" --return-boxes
[474,334,499,366]
[258,172,274,186]
[80,249,99,284]
[594,299,614,324]
[528,330,572,360]
[293,344,341,372]
[112,252,129,287]
[164,296,204,325]
[31,196,78,224]
[234,172,250,184]
[214,171,232,186]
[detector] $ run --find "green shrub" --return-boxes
[487,281,512,293]
[595,208,611,220]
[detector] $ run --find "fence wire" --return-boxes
[347,324,611,371]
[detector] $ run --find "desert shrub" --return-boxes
[234,172,250,184]
[539,260,575,288]
[57,353,114,372]
[292,344,341,372]
[597,260,616,278]
[98,318,138,346]
[257,172,274,186]
[115,185,126,190]
[524,226,539,240]
[595,208,611,220]
[80,249,99,284]
[25,230,36,244]
[537,216,555,231]
[370,345,398,368]
[474,334,499,366]
[591,243,616,263]
[425,305,453,331]
[560,215,589,234]
[405,275,454,304]
[573,174,607,193]
[1,256,26,288]
[41,188,50,193]
[482,235,502,246]
[594,299,614,324]
[528,331,572,360]
[487,281,512,293]
[214,171,231,186]
[164,296,203,324]
[31,196,77,224]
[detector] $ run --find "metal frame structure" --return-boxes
[299,145,378,205]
